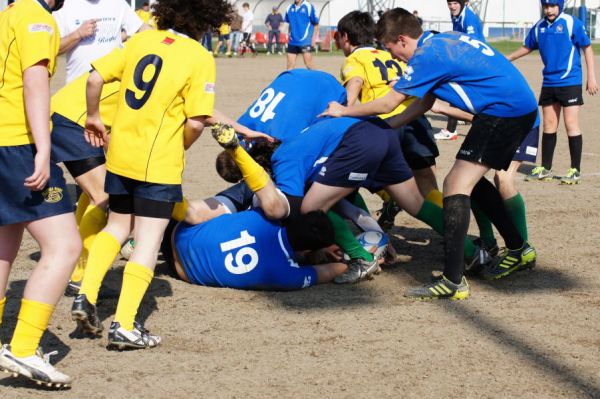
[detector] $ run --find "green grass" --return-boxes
[490,40,600,55]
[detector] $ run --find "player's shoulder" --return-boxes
[14,0,57,32]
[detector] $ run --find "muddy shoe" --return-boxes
[211,123,239,149]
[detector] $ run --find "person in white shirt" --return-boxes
[53,0,150,82]
[240,2,256,55]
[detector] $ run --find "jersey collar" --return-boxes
[35,0,52,13]
[417,31,435,48]
[291,0,305,11]
[350,45,376,55]
[168,29,190,39]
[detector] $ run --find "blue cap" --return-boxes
[541,0,564,14]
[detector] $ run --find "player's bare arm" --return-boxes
[507,45,532,62]
[58,19,98,55]
[320,89,406,118]
[384,94,435,128]
[23,62,51,191]
[430,100,474,123]
[183,116,207,150]
[207,109,274,143]
[583,45,598,95]
[344,76,364,106]
[84,70,107,148]
[311,23,319,48]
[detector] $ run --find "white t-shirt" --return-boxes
[242,10,254,34]
[53,0,143,82]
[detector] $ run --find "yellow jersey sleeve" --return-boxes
[51,73,120,128]
[340,54,367,86]
[0,0,59,146]
[91,45,128,84]
[182,52,215,119]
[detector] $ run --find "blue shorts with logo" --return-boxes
[314,119,413,192]
[0,144,73,226]
[50,113,105,164]
[513,126,539,163]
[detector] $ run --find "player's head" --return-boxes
[336,11,375,55]
[215,140,278,183]
[142,1,149,11]
[541,0,563,20]
[285,210,335,251]
[49,0,65,11]
[447,0,466,17]
[216,151,242,183]
[153,0,233,40]
[376,8,423,63]
[243,2,250,10]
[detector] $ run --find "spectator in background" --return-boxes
[285,0,319,70]
[230,7,244,57]
[136,2,152,25]
[214,22,232,57]
[240,2,256,55]
[53,0,151,83]
[265,6,284,55]
[413,10,423,26]
[201,30,213,52]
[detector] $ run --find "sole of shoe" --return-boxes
[107,341,157,351]
[1,361,70,388]
[525,176,553,182]
[560,180,580,185]
[71,312,103,335]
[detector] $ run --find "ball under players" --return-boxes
[70,0,231,350]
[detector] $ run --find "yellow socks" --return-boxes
[114,262,154,331]
[0,296,5,334]
[10,299,54,358]
[75,192,91,225]
[171,197,189,222]
[425,189,444,208]
[229,146,269,192]
[72,204,108,282]
[79,231,121,305]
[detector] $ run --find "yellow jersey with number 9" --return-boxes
[92,29,216,185]
[340,47,415,120]
[52,73,120,128]
[0,0,59,146]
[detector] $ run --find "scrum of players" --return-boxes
[0,0,594,388]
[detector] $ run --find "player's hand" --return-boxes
[77,19,97,40]
[319,101,346,118]
[387,77,399,88]
[430,100,448,114]
[24,151,50,191]
[84,115,107,147]
[322,245,343,262]
[586,78,598,95]
[239,129,275,143]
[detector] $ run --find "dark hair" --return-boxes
[336,11,375,46]
[215,140,279,184]
[376,8,423,43]
[154,0,233,40]
[243,2,250,7]
[285,210,335,251]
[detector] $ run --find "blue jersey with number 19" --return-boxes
[393,31,537,118]
[237,69,347,142]
[173,210,317,290]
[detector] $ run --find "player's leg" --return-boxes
[109,195,173,350]
[562,104,583,184]
[494,161,529,242]
[527,102,560,181]
[286,49,297,70]
[302,48,315,69]
[0,223,25,342]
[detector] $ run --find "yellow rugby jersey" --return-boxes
[52,73,120,128]
[135,9,156,28]
[92,29,216,184]
[0,0,60,146]
[340,47,415,119]
[218,24,230,35]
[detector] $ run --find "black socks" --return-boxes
[541,132,557,170]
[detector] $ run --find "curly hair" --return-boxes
[153,0,233,40]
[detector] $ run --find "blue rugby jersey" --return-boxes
[452,5,486,42]
[393,31,537,118]
[524,13,591,87]
[174,210,317,290]
[271,117,364,197]
[237,69,347,142]
[284,0,319,47]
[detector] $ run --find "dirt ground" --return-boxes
[1,52,600,399]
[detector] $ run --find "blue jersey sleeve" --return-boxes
[464,9,485,42]
[573,19,591,48]
[309,5,319,25]
[523,25,539,50]
[393,49,447,98]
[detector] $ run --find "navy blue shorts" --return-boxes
[314,119,413,192]
[396,115,439,170]
[0,144,73,226]
[287,44,313,54]
[50,113,105,164]
[213,181,254,213]
[104,171,182,203]
[513,126,539,163]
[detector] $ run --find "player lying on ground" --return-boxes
[0,0,81,388]
[321,8,538,299]
[70,0,232,351]
[431,101,540,278]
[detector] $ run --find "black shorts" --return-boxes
[287,44,312,54]
[538,85,584,107]
[105,171,181,219]
[213,181,254,213]
[314,119,413,192]
[457,111,537,171]
[396,115,439,170]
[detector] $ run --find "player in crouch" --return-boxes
[70,0,231,350]
[321,9,538,299]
